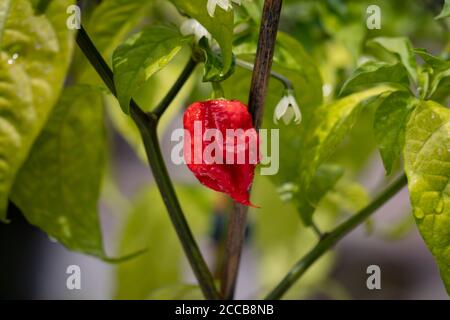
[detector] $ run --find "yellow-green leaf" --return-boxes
[299,86,394,194]
[404,100,450,294]
[340,61,409,96]
[0,0,11,43]
[10,86,106,257]
[367,37,417,82]
[112,26,187,113]
[74,0,153,80]
[295,87,394,225]
[0,0,75,221]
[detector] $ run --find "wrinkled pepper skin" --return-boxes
[183,100,258,206]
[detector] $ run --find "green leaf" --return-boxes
[436,0,450,20]
[112,26,187,113]
[75,0,153,80]
[367,37,418,82]
[431,76,450,104]
[295,165,344,225]
[116,185,213,299]
[107,50,198,162]
[291,87,394,226]
[340,61,410,96]
[299,86,394,195]
[415,48,450,99]
[10,86,105,256]
[85,0,153,60]
[374,91,417,175]
[169,0,234,74]
[0,0,75,221]
[198,37,235,82]
[403,100,450,294]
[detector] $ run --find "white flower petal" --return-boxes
[273,96,290,124]
[180,19,195,36]
[207,0,217,17]
[287,94,302,124]
[273,93,302,125]
[217,0,233,11]
[180,19,211,43]
[207,0,244,17]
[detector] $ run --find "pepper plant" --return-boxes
[0,0,450,299]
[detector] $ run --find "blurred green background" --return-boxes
[0,0,449,299]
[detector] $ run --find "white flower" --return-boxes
[273,91,302,125]
[207,0,242,17]
[277,183,299,201]
[180,19,211,42]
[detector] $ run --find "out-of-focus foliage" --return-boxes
[116,185,215,299]
[251,176,336,299]
[0,0,449,299]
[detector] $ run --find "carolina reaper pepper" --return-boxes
[183,99,259,206]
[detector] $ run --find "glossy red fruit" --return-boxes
[183,100,258,206]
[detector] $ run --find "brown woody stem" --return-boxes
[220,0,283,300]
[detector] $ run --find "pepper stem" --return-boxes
[211,82,225,99]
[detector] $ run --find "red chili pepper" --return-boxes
[183,99,259,207]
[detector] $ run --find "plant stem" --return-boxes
[220,0,283,300]
[247,0,284,129]
[236,59,293,91]
[265,174,408,300]
[130,105,219,300]
[220,202,248,299]
[211,82,225,99]
[76,27,116,95]
[310,221,324,239]
[76,25,220,300]
[153,58,197,119]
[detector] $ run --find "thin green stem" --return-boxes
[76,26,116,95]
[76,25,220,300]
[153,58,197,119]
[265,174,408,300]
[130,105,219,299]
[236,58,293,91]
[211,82,225,99]
[310,221,324,239]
